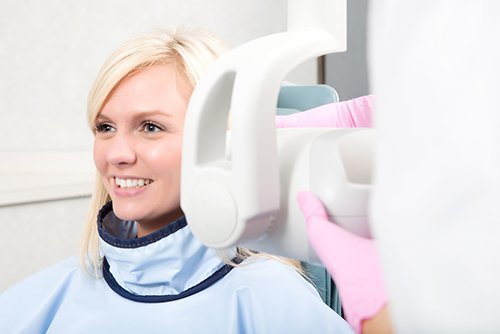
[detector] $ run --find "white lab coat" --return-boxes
[369,1,500,332]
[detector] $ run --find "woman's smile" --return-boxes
[114,177,154,189]
[110,176,155,198]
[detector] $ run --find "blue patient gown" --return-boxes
[0,202,353,333]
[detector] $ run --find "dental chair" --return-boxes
[277,83,343,316]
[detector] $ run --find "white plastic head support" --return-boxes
[181,0,346,249]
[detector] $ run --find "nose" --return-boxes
[106,133,137,167]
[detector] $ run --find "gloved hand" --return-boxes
[276,95,374,128]
[297,191,388,334]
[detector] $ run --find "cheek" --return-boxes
[145,140,183,177]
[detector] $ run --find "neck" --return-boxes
[136,208,184,237]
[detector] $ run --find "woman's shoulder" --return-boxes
[222,256,324,303]
[1,256,82,294]
[228,257,312,288]
[0,256,95,332]
[220,257,354,333]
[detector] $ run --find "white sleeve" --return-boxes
[369,1,500,332]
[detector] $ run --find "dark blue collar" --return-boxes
[96,202,238,303]
[97,201,188,248]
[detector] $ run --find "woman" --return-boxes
[0,29,352,333]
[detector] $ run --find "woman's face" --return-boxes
[93,64,189,236]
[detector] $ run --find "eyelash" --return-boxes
[94,122,114,133]
[94,120,165,134]
[140,120,164,133]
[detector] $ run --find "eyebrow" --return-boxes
[97,109,175,122]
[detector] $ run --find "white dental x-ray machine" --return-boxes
[181,0,374,264]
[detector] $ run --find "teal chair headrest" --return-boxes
[277,84,339,115]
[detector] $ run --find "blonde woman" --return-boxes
[0,29,352,333]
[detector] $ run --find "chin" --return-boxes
[110,201,145,222]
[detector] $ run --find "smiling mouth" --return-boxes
[114,177,154,189]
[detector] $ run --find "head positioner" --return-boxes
[181,0,374,262]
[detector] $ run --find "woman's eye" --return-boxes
[141,121,163,133]
[94,122,115,133]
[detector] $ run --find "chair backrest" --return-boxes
[277,84,339,115]
[302,262,343,315]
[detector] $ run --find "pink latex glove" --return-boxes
[276,95,374,128]
[297,191,388,334]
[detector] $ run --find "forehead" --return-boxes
[99,64,189,119]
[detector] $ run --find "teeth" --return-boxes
[115,177,152,188]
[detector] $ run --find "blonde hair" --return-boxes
[80,28,302,276]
